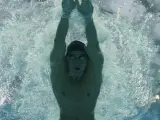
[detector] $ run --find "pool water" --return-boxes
[0,0,160,120]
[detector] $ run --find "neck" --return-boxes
[68,72,84,81]
[72,76,81,81]
[69,75,84,85]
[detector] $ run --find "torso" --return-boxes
[51,60,102,117]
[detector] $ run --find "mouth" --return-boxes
[75,67,80,71]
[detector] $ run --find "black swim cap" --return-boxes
[66,41,88,58]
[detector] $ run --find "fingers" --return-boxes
[81,0,93,9]
[75,0,80,6]
[76,0,82,11]
[72,0,77,9]
[62,0,66,6]
[82,0,91,4]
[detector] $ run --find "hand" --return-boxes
[77,0,93,22]
[62,0,77,18]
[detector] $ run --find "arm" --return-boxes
[50,18,68,64]
[77,0,104,69]
[86,19,104,69]
[50,0,76,66]
[50,18,69,88]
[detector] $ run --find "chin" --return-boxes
[70,73,83,79]
[72,74,81,78]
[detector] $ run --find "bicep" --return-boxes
[50,54,66,88]
[50,38,66,76]
[87,43,104,70]
[50,38,66,64]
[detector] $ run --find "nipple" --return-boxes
[87,93,91,97]
[62,92,66,96]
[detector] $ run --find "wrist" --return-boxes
[60,17,69,25]
[84,16,93,24]
[61,17,69,21]
[62,12,71,19]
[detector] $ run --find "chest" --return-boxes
[54,76,99,116]
[55,70,97,101]
[54,67,101,104]
[62,80,94,101]
[51,62,102,114]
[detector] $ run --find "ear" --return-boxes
[84,47,90,60]
[75,0,80,6]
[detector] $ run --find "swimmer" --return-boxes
[50,0,104,120]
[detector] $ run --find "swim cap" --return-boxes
[66,41,88,58]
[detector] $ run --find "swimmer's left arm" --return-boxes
[77,0,104,69]
[86,19,104,69]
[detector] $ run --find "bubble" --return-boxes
[0,0,158,120]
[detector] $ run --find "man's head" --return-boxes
[66,41,89,80]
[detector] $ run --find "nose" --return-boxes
[72,59,82,65]
[75,67,80,70]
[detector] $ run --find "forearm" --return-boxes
[50,17,69,62]
[54,17,69,44]
[85,19,99,46]
[85,19,104,69]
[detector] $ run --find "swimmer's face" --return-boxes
[67,51,88,78]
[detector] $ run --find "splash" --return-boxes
[0,0,158,120]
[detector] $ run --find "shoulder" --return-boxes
[85,61,103,85]
[50,57,67,84]
[87,55,104,76]
[50,57,66,70]
[86,46,104,70]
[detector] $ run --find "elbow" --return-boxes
[100,52,104,64]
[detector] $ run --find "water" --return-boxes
[0,0,160,120]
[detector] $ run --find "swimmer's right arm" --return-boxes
[50,0,76,63]
[50,18,68,63]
